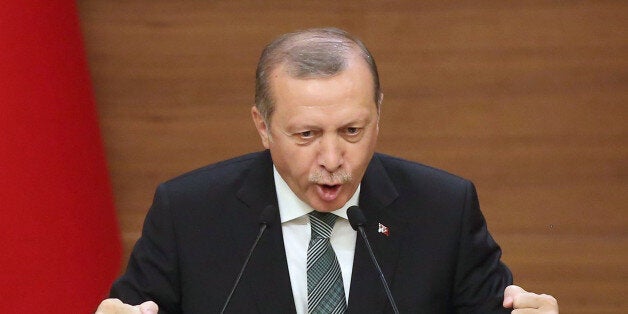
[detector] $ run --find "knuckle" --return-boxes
[101,298,122,307]
[96,298,124,312]
[542,294,557,303]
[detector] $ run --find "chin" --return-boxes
[310,198,348,213]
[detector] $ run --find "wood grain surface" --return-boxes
[78,1,627,312]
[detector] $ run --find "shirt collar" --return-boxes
[273,166,360,223]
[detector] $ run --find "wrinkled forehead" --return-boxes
[279,38,358,79]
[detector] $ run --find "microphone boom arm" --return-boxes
[220,205,276,314]
[347,205,399,314]
[357,226,400,314]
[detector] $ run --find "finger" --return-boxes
[95,298,122,314]
[503,285,526,308]
[512,309,541,314]
[514,293,558,311]
[137,301,159,314]
[95,298,141,314]
[513,300,559,314]
[514,292,543,308]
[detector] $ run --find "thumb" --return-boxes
[503,285,526,308]
[137,301,159,314]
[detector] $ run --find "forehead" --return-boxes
[268,58,378,128]
[275,58,373,100]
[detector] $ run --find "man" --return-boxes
[97,28,558,313]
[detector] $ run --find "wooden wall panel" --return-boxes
[78,1,627,312]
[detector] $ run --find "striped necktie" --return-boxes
[307,211,347,314]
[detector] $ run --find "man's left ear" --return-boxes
[376,92,383,132]
[251,106,270,149]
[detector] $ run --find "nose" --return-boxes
[318,135,344,172]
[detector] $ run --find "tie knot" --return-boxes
[308,211,337,239]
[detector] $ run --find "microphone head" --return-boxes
[259,205,278,227]
[347,205,367,231]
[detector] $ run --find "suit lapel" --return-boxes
[235,151,296,313]
[347,154,404,313]
[232,152,403,313]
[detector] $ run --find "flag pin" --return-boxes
[378,223,390,236]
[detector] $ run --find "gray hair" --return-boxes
[254,27,382,124]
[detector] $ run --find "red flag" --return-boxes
[0,1,121,313]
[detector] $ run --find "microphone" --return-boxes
[220,205,277,314]
[347,206,400,314]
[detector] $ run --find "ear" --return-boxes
[251,106,270,149]
[376,92,383,134]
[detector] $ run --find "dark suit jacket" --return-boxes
[111,150,512,313]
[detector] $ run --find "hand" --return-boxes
[95,298,158,314]
[503,285,558,313]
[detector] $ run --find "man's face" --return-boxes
[252,55,379,212]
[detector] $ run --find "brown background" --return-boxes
[78,1,627,313]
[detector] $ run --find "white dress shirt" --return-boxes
[273,167,359,314]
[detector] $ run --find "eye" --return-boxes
[299,130,313,138]
[292,130,317,144]
[346,127,360,135]
[342,127,364,143]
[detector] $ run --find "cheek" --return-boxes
[348,141,375,162]
[290,151,316,177]
[344,145,375,178]
[273,145,315,176]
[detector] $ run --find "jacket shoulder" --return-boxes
[373,152,470,187]
[159,150,271,193]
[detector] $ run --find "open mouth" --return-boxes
[316,184,342,202]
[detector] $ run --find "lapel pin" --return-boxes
[378,223,390,236]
